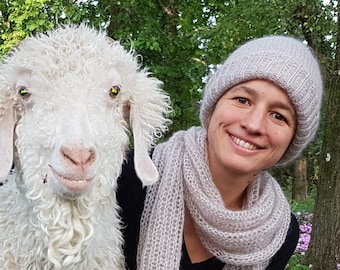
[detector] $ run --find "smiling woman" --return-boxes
[117,35,324,270]
[207,80,296,185]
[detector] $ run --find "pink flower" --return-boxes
[296,222,312,253]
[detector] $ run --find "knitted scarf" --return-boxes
[137,127,291,270]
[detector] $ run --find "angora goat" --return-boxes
[0,24,170,269]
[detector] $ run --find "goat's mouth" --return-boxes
[51,169,93,192]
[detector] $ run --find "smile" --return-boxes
[231,135,258,150]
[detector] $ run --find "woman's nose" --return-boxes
[240,109,266,135]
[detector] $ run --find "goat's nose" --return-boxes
[60,145,96,169]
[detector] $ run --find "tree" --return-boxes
[304,1,340,267]
[281,0,340,268]
[0,0,112,57]
[0,0,61,54]
[292,157,308,200]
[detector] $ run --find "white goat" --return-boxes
[0,24,170,269]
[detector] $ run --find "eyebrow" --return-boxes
[229,85,296,116]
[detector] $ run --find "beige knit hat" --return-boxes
[199,35,323,165]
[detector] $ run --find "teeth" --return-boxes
[232,136,257,150]
[54,170,91,182]
[62,176,90,182]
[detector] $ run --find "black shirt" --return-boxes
[117,150,299,270]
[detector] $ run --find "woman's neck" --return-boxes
[209,161,257,211]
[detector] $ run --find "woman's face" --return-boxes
[207,79,296,178]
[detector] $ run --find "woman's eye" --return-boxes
[235,97,249,105]
[271,112,286,122]
[18,86,31,99]
[109,85,121,98]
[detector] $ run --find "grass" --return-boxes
[286,254,311,270]
[288,191,316,214]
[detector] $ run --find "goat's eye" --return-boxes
[18,86,31,99]
[109,85,121,98]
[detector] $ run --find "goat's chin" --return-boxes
[54,185,91,199]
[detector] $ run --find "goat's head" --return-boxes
[0,24,171,199]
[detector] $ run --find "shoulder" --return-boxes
[266,213,299,270]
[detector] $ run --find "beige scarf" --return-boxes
[137,127,291,269]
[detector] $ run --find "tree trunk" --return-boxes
[292,157,308,200]
[304,55,340,270]
[305,77,340,268]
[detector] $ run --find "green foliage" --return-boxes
[0,0,111,57]
[288,189,316,213]
[102,1,209,133]
[0,0,56,55]
[198,0,289,65]
[286,254,311,270]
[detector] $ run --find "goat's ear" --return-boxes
[130,107,159,186]
[128,76,171,186]
[0,101,15,183]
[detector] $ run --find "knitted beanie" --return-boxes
[199,35,323,165]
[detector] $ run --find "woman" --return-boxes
[117,35,323,269]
